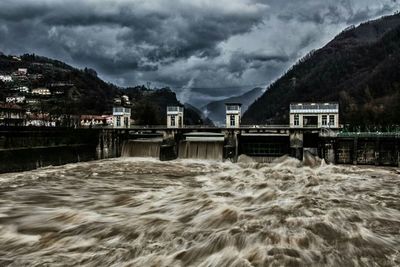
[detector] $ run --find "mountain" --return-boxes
[123,86,210,125]
[0,54,205,125]
[184,103,214,126]
[243,13,400,126]
[201,87,264,125]
[0,54,120,115]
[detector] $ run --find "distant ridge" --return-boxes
[201,87,263,125]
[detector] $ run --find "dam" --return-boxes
[117,126,400,166]
[1,124,399,174]
[1,102,399,173]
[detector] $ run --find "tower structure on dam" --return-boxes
[225,103,242,128]
[112,95,131,128]
[289,103,339,128]
[167,105,184,128]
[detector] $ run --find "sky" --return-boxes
[0,0,399,107]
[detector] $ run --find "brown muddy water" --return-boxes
[0,157,399,266]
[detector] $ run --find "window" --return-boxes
[168,106,183,112]
[230,115,235,126]
[116,116,121,127]
[329,115,335,126]
[113,107,123,113]
[227,105,239,111]
[322,115,327,126]
[294,114,299,126]
[124,117,129,127]
[171,115,175,126]
[178,116,182,127]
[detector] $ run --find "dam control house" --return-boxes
[167,105,184,128]
[225,103,242,128]
[112,95,132,128]
[289,103,339,128]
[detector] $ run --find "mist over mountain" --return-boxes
[201,87,264,125]
[243,13,400,126]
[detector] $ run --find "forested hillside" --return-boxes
[243,13,400,126]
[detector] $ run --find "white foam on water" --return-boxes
[0,157,399,266]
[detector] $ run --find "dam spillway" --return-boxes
[121,138,162,158]
[178,132,225,160]
[178,141,224,160]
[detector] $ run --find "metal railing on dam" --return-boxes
[94,125,293,130]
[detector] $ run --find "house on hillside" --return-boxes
[0,75,13,83]
[17,68,28,75]
[6,95,26,104]
[80,115,112,127]
[11,86,30,93]
[31,88,51,96]
[26,113,56,127]
[29,74,44,80]
[0,103,26,126]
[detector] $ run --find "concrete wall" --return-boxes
[290,113,339,128]
[0,127,124,173]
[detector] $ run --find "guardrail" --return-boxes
[120,125,292,129]
[337,132,400,138]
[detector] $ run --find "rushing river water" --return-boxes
[0,157,399,266]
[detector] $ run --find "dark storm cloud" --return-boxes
[0,0,399,106]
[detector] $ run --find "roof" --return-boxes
[80,115,106,120]
[290,102,339,105]
[32,87,50,91]
[290,103,339,113]
[225,103,242,106]
[0,103,25,110]
[27,113,51,120]
[167,104,184,107]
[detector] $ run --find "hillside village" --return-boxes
[0,62,114,127]
[0,54,205,127]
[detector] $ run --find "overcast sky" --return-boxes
[0,0,399,106]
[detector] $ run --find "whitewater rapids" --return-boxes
[0,157,399,266]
